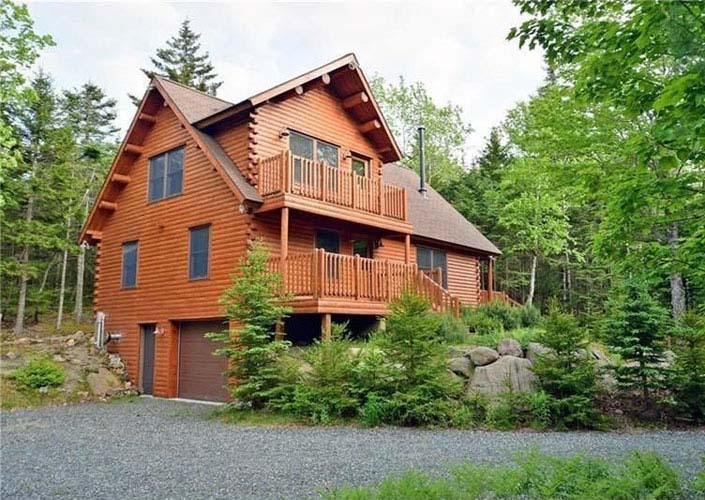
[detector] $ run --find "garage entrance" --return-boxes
[177,320,229,402]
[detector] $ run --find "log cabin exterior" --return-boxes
[80,54,501,401]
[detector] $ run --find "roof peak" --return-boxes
[152,74,234,106]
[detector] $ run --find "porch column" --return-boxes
[488,256,495,300]
[404,234,411,264]
[321,313,332,341]
[275,321,285,342]
[280,207,289,284]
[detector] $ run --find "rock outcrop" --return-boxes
[467,346,500,366]
[497,338,523,357]
[467,355,535,397]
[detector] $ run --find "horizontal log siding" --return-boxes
[374,237,416,263]
[255,87,383,178]
[214,121,250,179]
[446,251,481,306]
[97,105,249,397]
[254,212,353,258]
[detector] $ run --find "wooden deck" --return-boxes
[257,151,409,231]
[268,249,460,317]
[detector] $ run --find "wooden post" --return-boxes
[321,313,332,341]
[280,207,289,287]
[282,151,290,192]
[275,321,285,341]
[488,257,495,301]
[379,183,385,216]
[385,260,391,301]
[317,249,325,297]
[312,251,319,298]
[404,234,411,264]
[354,254,361,300]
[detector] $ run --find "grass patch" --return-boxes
[471,327,543,350]
[0,378,63,410]
[212,407,317,427]
[322,449,696,500]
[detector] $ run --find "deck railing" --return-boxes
[268,249,460,317]
[258,151,407,221]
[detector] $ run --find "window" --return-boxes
[289,132,339,183]
[315,230,340,254]
[122,241,138,288]
[148,147,184,202]
[189,226,210,280]
[352,239,371,258]
[351,156,368,177]
[417,247,447,288]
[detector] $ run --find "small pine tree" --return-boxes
[131,19,222,105]
[667,313,705,422]
[206,241,291,408]
[602,278,670,404]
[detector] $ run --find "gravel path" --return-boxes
[2,398,704,500]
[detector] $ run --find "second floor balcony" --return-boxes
[257,151,409,231]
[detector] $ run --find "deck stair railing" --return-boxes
[258,151,407,221]
[267,249,460,317]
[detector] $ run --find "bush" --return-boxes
[471,327,542,350]
[480,300,521,330]
[514,303,541,328]
[462,307,505,335]
[485,390,552,430]
[437,313,469,344]
[8,358,66,389]
[667,314,705,422]
[533,305,604,429]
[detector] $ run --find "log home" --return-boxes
[80,54,501,402]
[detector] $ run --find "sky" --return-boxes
[26,0,546,159]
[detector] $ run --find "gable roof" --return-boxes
[194,54,403,163]
[383,164,501,255]
[157,77,233,124]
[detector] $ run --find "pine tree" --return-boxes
[130,19,222,105]
[476,127,509,182]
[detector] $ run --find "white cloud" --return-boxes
[27,0,545,156]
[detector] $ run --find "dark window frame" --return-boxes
[416,246,448,288]
[148,146,185,203]
[188,225,211,281]
[121,241,139,289]
[288,131,340,167]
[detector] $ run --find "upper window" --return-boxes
[189,225,210,280]
[289,131,339,167]
[315,230,340,254]
[417,247,448,288]
[148,147,184,202]
[122,241,138,288]
[351,156,368,177]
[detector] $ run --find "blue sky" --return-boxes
[27,0,545,158]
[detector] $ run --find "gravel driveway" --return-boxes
[2,398,704,500]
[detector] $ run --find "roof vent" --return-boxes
[418,126,428,198]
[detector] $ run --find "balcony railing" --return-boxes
[268,249,460,317]
[258,151,407,221]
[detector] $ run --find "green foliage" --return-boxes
[533,306,603,429]
[436,313,468,344]
[602,278,670,402]
[471,327,542,351]
[369,75,471,190]
[8,358,66,389]
[207,241,291,408]
[462,301,540,337]
[485,390,551,431]
[324,450,687,500]
[667,314,705,422]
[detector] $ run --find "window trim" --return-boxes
[121,240,139,289]
[288,130,340,168]
[188,224,211,281]
[147,146,185,203]
[351,154,370,177]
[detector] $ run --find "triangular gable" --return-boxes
[158,78,233,124]
[194,54,403,164]
[78,78,261,245]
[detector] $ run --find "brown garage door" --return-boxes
[178,320,229,402]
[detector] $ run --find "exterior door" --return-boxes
[178,320,229,402]
[141,324,156,395]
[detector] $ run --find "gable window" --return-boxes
[417,247,447,288]
[122,241,138,288]
[148,147,184,202]
[189,225,210,280]
[289,131,339,183]
[351,156,368,177]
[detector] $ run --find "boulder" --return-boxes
[52,354,66,363]
[497,338,523,357]
[448,357,472,378]
[588,345,611,365]
[526,342,552,364]
[108,354,124,369]
[467,355,536,397]
[65,338,76,347]
[447,346,470,358]
[87,367,121,397]
[4,351,19,361]
[467,346,500,366]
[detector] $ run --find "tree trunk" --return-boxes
[527,254,537,306]
[74,243,86,323]
[668,223,686,316]
[56,220,72,329]
[13,197,33,336]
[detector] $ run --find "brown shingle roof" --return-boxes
[383,164,501,255]
[156,77,233,124]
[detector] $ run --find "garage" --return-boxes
[178,320,229,402]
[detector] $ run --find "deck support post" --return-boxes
[321,313,332,341]
[404,234,411,264]
[488,257,495,301]
[275,321,285,341]
[280,207,289,285]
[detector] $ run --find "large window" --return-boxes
[289,132,339,183]
[189,226,210,280]
[122,241,138,288]
[148,147,184,202]
[417,247,447,288]
[315,230,340,254]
